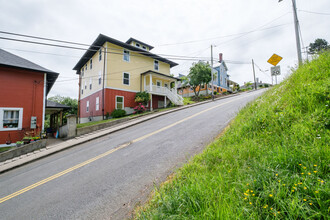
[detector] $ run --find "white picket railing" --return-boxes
[145,85,184,105]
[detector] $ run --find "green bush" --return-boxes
[135,91,150,105]
[111,109,126,118]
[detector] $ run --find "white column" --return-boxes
[150,94,153,111]
[144,75,146,91]
[174,80,177,94]
[164,96,166,108]
[150,74,153,92]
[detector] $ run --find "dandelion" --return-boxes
[246,183,249,186]
[314,165,317,167]
[309,203,313,206]
[276,174,278,176]
[308,173,311,175]
[278,211,280,214]
[244,193,249,196]
[271,208,273,210]
[299,164,302,166]
[278,180,281,183]
[314,171,317,173]
[298,182,302,185]
[252,194,255,196]
[269,194,273,197]
[301,173,304,175]
[294,184,297,186]
[292,190,295,192]
[321,180,324,183]
[315,191,319,194]
[283,184,286,186]
[304,187,307,190]
[244,197,247,200]
[303,167,307,169]
[303,199,307,201]
[249,202,252,205]
[250,190,253,193]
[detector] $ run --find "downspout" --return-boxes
[78,71,81,124]
[42,73,47,132]
[102,45,106,120]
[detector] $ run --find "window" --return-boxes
[81,89,83,95]
[84,81,87,89]
[123,72,130,85]
[85,64,87,70]
[116,96,124,109]
[96,97,99,111]
[164,83,168,88]
[89,78,92,90]
[81,68,84,77]
[142,46,147,50]
[99,48,102,61]
[98,71,102,85]
[123,50,130,62]
[0,108,23,131]
[86,101,89,112]
[90,59,92,69]
[136,43,140,48]
[154,60,159,71]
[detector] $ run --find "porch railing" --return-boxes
[145,85,184,105]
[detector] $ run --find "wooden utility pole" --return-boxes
[252,59,257,90]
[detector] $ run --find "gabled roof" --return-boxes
[125,37,154,50]
[141,70,181,81]
[0,48,59,95]
[73,34,178,72]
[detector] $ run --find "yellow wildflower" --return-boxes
[294,184,297,186]
[314,165,317,167]
[269,194,273,197]
[299,164,302,166]
[249,202,252,205]
[314,171,317,173]
[292,190,295,192]
[298,182,302,185]
[303,167,306,169]
[278,180,281,183]
[308,173,311,175]
[315,191,319,194]
[321,180,324,183]
[309,203,313,205]
[304,187,307,190]
[301,173,304,175]
[283,184,286,186]
[252,194,255,196]
[276,174,278,176]
[303,199,307,201]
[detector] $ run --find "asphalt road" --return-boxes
[0,90,265,220]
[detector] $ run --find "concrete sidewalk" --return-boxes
[0,92,242,174]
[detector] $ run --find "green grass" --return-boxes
[136,52,330,219]
[0,147,14,153]
[183,97,196,105]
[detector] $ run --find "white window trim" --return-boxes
[86,101,89,113]
[99,48,102,61]
[154,60,159,71]
[123,72,130,86]
[123,49,130,62]
[115,96,124,110]
[96,97,100,111]
[135,43,140,48]
[0,107,23,131]
[98,71,102,85]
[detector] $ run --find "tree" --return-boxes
[188,62,212,96]
[48,95,78,115]
[308,38,329,54]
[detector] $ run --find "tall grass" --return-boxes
[136,52,330,219]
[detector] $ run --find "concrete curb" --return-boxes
[0,92,243,174]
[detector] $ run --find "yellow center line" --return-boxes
[0,96,243,204]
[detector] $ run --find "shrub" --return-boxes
[135,91,150,105]
[111,109,126,118]
[265,84,269,88]
[134,103,146,114]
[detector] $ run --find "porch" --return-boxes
[141,70,184,108]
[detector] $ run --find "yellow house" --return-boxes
[73,34,182,123]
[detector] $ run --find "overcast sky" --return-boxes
[1,0,329,99]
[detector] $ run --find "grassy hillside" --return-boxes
[136,52,330,219]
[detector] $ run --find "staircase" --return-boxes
[164,87,184,106]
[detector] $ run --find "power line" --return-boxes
[299,10,330,16]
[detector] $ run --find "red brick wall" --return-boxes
[79,88,138,118]
[0,66,45,144]
[79,90,103,118]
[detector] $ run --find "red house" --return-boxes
[0,49,59,145]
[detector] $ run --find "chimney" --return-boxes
[219,53,223,63]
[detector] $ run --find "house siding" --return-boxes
[0,66,45,144]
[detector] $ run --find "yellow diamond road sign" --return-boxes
[267,54,283,66]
